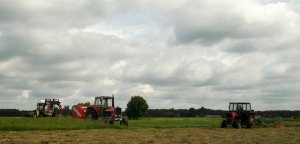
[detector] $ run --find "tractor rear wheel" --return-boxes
[247,116,256,128]
[86,109,97,120]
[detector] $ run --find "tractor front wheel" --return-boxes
[120,118,128,126]
[33,110,39,118]
[236,121,242,129]
[86,109,97,120]
[221,120,227,128]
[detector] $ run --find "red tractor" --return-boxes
[34,99,62,117]
[221,102,256,128]
[72,95,128,125]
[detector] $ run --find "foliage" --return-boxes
[146,107,225,117]
[77,102,91,106]
[126,96,149,119]
[62,105,71,116]
[0,109,22,117]
[146,108,300,118]
[1,108,300,118]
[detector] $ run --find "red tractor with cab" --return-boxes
[72,95,128,125]
[221,102,256,128]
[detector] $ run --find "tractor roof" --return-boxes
[95,95,114,99]
[45,99,60,102]
[229,102,251,104]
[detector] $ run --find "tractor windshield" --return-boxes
[95,98,102,106]
[229,103,251,111]
[94,97,113,107]
[103,99,112,107]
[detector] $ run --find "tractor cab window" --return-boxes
[237,104,243,111]
[104,99,112,107]
[229,103,251,111]
[229,103,237,111]
[95,98,102,106]
[37,104,44,110]
[107,99,112,106]
[241,103,251,111]
[39,105,43,110]
[245,103,251,111]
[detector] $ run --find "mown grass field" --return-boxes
[0,117,299,130]
[0,117,300,144]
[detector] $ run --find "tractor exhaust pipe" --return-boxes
[112,94,114,107]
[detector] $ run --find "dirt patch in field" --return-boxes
[0,127,299,144]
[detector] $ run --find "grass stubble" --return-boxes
[0,117,299,144]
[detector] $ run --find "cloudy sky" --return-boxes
[0,0,300,110]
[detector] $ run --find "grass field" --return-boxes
[0,117,299,131]
[0,117,300,143]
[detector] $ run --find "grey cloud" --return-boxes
[1,0,300,110]
[164,0,298,45]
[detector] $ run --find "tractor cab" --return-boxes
[94,96,114,107]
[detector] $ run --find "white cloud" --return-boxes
[131,84,154,94]
[103,78,115,86]
[20,90,31,99]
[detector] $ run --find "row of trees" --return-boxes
[146,107,225,117]
[124,96,300,119]
[1,95,299,118]
[145,108,300,118]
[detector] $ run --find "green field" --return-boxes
[0,117,300,131]
[1,117,300,144]
[129,117,221,128]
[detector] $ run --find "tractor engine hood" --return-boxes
[105,107,115,112]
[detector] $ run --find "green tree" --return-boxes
[63,105,71,116]
[78,102,91,106]
[126,96,149,119]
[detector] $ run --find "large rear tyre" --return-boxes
[247,116,256,128]
[86,109,97,120]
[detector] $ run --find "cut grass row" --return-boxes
[2,127,300,144]
[0,117,299,131]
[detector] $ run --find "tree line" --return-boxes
[1,107,299,118]
[145,107,300,118]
